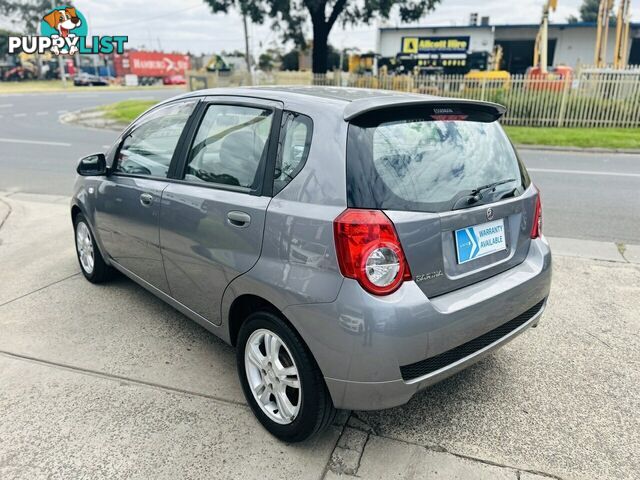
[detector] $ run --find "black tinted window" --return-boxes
[274,112,312,194]
[347,109,528,212]
[186,104,273,189]
[115,101,195,177]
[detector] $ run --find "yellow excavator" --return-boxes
[613,0,632,68]
[594,0,615,67]
[527,0,573,87]
[533,0,558,74]
[595,0,632,68]
[464,45,510,85]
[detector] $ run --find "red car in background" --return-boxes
[163,74,186,85]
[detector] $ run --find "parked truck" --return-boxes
[112,51,190,85]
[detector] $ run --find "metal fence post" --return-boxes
[557,77,571,127]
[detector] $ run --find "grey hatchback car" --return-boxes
[71,87,551,442]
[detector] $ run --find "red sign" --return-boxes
[114,51,190,78]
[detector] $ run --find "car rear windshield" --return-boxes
[346,105,530,213]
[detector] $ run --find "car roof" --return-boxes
[174,86,505,121]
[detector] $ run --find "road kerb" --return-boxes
[546,236,636,264]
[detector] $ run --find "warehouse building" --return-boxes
[377,21,640,74]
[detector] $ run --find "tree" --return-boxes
[577,0,613,23]
[259,50,280,71]
[579,0,600,22]
[280,49,299,71]
[203,0,441,73]
[0,0,71,34]
[0,28,20,57]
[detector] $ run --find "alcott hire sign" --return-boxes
[401,36,470,54]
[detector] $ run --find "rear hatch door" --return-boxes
[346,101,538,298]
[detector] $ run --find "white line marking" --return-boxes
[0,138,71,147]
[102,145,111,149]
[0,104,12,108]
[57,110,69,114]
[528,168,640,178]
[13,113,26,117]
[36,111,49,115]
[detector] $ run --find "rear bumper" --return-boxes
[283,237,552,410]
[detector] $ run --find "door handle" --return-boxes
[227,210,251,227]
[139,192,153,207]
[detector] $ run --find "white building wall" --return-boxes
[552,26,620,67]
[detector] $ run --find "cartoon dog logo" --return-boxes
[42,7,82,55]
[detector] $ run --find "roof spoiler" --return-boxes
[343,96,506,122]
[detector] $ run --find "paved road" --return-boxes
[520,149,640,244]
[0,89,638,243]
[0,88,180,195]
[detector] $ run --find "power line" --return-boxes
[91,3,206,29]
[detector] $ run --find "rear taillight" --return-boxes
[531,188,542,239]
[334,209,412,295]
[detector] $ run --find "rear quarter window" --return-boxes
[273,112,312,195]
[347,106,529,212]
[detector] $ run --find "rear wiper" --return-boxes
[467,178,516,204]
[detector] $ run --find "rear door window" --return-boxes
[185,104,273,189]
[347,107,529,212]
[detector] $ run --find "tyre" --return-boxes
[73,213,113,283]
[237,311,336,442]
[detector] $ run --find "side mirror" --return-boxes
[77,153,107,176]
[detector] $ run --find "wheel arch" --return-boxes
[70,200,110,265]
[71,204,82,223]
[227,294,285,347]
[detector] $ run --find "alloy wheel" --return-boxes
[76,221,95,275]
[244,328,302,425]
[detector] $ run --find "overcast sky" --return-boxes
[5,0,640,56]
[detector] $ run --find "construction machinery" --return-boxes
[347,53,375,74]
[594,0,615,67]
[464,45,510,87]
[527,0,573,88]
[204,54,232,73]
[613,0,632,68]
[533,0,558,74]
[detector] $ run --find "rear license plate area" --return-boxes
[455,219,506,264]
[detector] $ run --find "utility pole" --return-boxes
[51,0,67,87]
[242,11,252,85]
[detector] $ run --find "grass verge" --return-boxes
[503,126,640,150]
[99,100,158,123]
